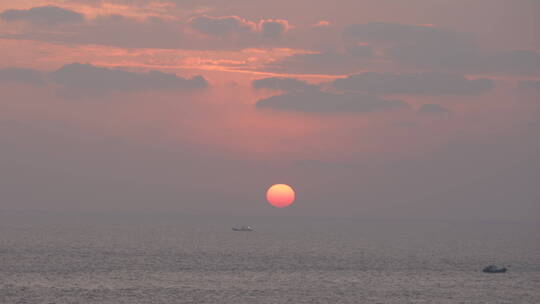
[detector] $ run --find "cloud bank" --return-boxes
[333,72,494,95]
[1,63,209,96]
[50,63,208,95]
[0,6,84,25]
[253,77,407,113]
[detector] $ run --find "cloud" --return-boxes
[344,22,475,66]
[344,22,474,72]
[1,63,210,96]
[332,72,494,95]
[253,76,408,113]
[390,45,540,75]
[0,7,294,50]
[1,7,536,76]
[260,21,539,76]
[264,47,374,75]
[259,19,290,38]
[0,67,45,85]
[0,9,189,49]
[188,15,290,44]
[418,104,451,114]
[345,22,540,75]
[189,15,256,36]
[0,6,84,26]
[314,20,331,28]
[256,89,408,114]
[49,63,208,95]
[252,77,318,92]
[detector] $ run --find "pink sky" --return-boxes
[0,0,539,220]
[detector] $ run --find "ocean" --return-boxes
[1,211,539,303]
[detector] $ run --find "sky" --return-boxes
[0,0,539,220]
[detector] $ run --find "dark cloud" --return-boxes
[256,90,408,113]
[264,22,500,76]
[260,22,539,76]
[260,19,289,38]
[1,63,210,96]
[68,0,248,8]
[1,10,189,49]
[49,63,208,95]
[188,16,291,45]
[252,77,318,92]
[189,15,255,36]
[0,7,294,50]
[0,6,84,26]
[333,72,494,95]
[345,22,540,76]
[253,76,408,113]
[0,67,45,85]
[345,22,476,69]
[418,104,451,114]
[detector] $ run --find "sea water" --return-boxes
[1,211,539,303]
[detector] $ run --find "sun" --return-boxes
[266,184,295,208]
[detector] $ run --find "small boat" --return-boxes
[232,225,254,232]
[482,265,507,273]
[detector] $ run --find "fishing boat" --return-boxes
[482,265,507,273]
[232,225,254,232]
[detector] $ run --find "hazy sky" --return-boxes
[0,0,539,220]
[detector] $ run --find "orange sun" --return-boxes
[266,184,295,208]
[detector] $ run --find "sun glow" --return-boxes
[266,184,295,208]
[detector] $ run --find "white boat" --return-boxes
[232,225,254,232]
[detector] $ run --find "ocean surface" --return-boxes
[1,211,539,303]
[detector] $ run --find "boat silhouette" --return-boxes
[482,265,507,273]
[232,225,254,232]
